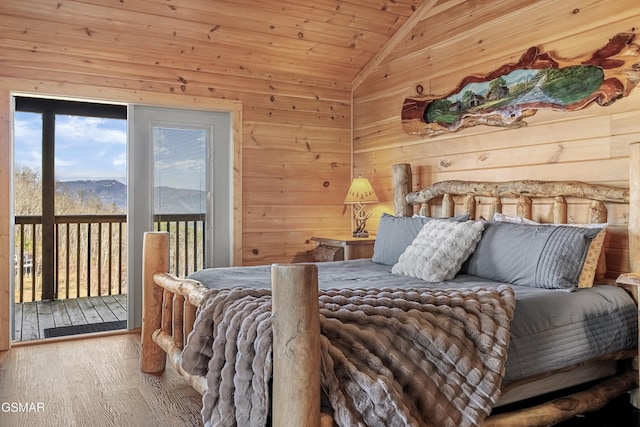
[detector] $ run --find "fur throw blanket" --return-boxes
[182,285,516,427]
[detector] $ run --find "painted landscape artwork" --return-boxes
[402,33,640,137]
[424,66,603,126]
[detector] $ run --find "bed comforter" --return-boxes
[184,285,515,427]
[182,259,637,426]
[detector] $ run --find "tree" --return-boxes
[425,99,452,123]
[14,166,42,215]
[14,166,125,300]
[489,76,507,91]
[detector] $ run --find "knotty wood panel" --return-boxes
[0,0,412,86]
[352,0,640,279]
[0,0,396,349]
[1,0,410,291]
[365,2,639,99]
[2,0,639,346]
[353,0,640,221]
[354,66,640,154]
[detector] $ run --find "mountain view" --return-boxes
[57,180,206,214]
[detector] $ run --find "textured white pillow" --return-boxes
[392,220,485,282]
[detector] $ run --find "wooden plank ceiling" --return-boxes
[0,0,426,89]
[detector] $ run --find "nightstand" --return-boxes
[310,235,376,262]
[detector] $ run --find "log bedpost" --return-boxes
[271,264,321,427]
[589,200,608,224]
[173,294,185,350]
[487,197,502,220]
[442,194,454,217]
[517,196,532,219]
[464,195,476,219]
[553,196,568,224]
[141,231,169,374]
[419,203,430,217]
[393,163,413,217]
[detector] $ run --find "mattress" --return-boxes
[187,258,637,384]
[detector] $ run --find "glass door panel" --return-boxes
[153,125,208,277]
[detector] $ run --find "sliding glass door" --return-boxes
[12,97,127,341]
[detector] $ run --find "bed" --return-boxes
[140,163,640,427]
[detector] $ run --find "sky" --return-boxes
[14,112,127,182]
[13,112,206,191]
[153,126,207,191]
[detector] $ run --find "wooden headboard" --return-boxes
[391,163,631,278]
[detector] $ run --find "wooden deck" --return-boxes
[14,295,127,342]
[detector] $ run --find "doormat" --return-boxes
[43,320,127,338]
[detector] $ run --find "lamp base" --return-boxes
[352,230,369,238]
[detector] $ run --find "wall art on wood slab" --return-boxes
[402,33,640,137]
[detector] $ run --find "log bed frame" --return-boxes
[141,159,640,427]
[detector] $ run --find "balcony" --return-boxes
[14,213,205,341]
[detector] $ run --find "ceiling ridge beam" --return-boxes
[351,0,439,90]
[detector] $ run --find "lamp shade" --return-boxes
[344,177,379,204]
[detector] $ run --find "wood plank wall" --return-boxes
[0,90,10,350]
[0,0,354,272]
[353,0,640,276]
[1,0,639,350]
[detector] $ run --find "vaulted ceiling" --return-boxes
[1,0,430,91]
[126,0,426,88]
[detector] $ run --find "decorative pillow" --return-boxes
[577,227,607,288]
[492,213,608,287]
[372,214,432,265]
[463,221,601,290]
[558,223,608,287]
[372,213,470,266]
[392,220,485,282]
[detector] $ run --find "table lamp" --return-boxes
[344,177,379,237]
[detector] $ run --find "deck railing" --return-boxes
[154,213,206,279]
[14,213,205,303]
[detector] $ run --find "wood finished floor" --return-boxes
[14,295,127,342]
[0,333,202,427]
[0,332,639,426]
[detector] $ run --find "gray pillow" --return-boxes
[463,221,600,290]
[372,213,470,265]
